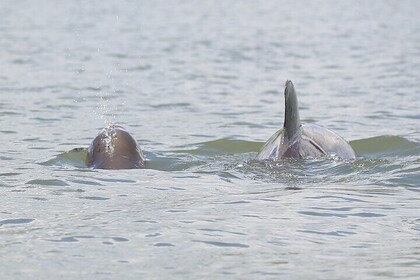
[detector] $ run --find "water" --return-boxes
[1,0,419,279]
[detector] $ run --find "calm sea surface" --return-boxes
[1,1,419,279]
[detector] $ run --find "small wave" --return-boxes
[41,136,418,189]
[41,148,88,168]
[26,179,69,187]
[193,240,249,248]
[0,218,34,226]
[80,196,110,201]
[173,138,263,156]
[350,135,420,158]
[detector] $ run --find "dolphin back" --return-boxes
[297,124,356,159]
[257,124,356,160]
[257,129,283,160]
[258,80,356,161]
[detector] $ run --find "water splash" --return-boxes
[100,124,118,153]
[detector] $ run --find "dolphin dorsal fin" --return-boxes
[283,80,301,141]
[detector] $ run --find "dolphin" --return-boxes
[257,80,356,160]
[87,125,145,169]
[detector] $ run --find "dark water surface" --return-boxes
[1,1,419,279]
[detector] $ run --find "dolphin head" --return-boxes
[283,80,301,141]
[87,124,145,169]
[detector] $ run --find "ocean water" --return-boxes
[0,0,419,279]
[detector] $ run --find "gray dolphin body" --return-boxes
[257,81,356,160]
[87,125,145,169]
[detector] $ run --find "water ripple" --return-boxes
[193,240,250,248]
[26,179,69,186]
[0,218,34,225]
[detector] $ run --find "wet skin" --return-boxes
[87,125,145,169]
[258,80,356,160]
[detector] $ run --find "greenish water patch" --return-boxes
[37,136,420,190]
[41,136,419,189]
[41,148,88,168]
[351,135,420,158]
[173,138,263,156]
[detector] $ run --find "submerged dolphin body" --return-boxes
[257,81,356,160]
[87,125,145,169]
